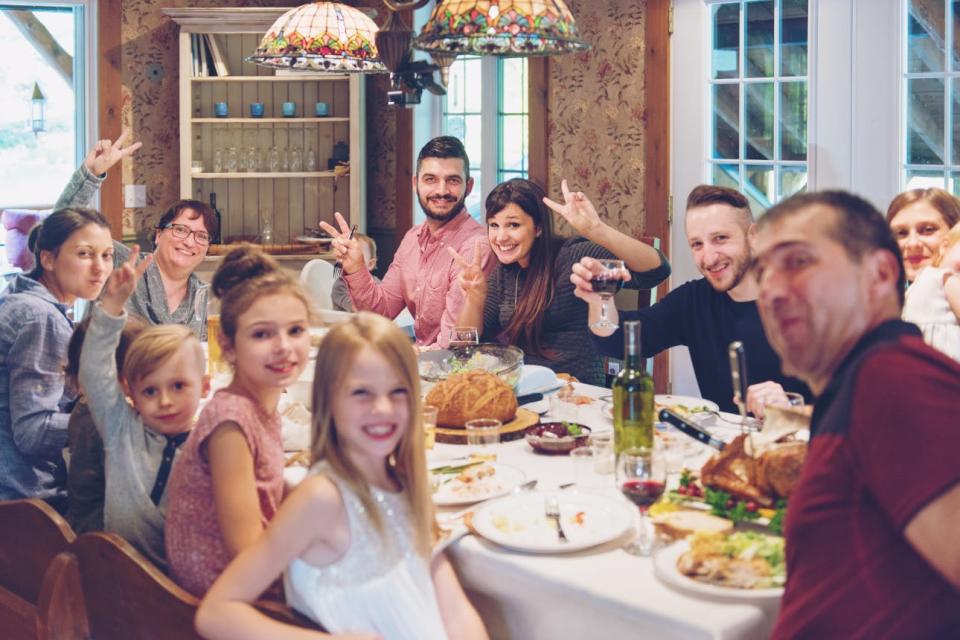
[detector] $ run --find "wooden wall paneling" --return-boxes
[348,75,364,234]
[98,0,122,236]
[273,81,290,240]
[644,0,672,394]
[527,57,548,189]
[395,106,413,238]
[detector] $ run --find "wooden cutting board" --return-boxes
[206,243,320,256]
[435,408,539,445]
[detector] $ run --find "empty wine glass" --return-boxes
[589,258,627,331]
[224,147,239,173]
[290,148,303,172]
[244,146,259,172]
[306,149,317,172]
[617,447,666,556]
[212,149,224,173]
[268,148,281,173]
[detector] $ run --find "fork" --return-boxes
[332,223,357,280]
[544,496,568,543]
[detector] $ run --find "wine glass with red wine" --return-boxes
[589,259,627,331]
[616,446,665,556]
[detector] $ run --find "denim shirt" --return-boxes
[0,275,76,501]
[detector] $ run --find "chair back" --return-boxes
[36,552,89,640]
[72,532,200,640]
[0,499,76,602]
[299,258,335,311]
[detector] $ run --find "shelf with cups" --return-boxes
[192,117,350,124]
[193,172,336,178]
[190,75,350,83]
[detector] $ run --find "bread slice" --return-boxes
[654,511,733,541]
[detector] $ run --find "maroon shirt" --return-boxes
[773,321,960,639]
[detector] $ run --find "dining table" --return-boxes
[428,381,781,640]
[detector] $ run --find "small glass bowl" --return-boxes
[524,422,592,455]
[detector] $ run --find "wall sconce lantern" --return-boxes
[31,82,46,135]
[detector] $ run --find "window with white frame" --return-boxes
[0,2,91,210]
[903,0,960,191]
[708,0,809,213]
[440,56,528,221]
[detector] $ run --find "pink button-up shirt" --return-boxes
[344,211,492,347]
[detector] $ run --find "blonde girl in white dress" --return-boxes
[196,313,487,640]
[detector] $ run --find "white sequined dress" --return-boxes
[284,463,448,639]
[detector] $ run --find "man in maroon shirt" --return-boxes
[752,190,960,638]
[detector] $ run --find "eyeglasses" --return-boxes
[158,223,211,246]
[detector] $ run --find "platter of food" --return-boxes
[655,395,720,415]
[430,461,526,507]
[470,492,633,554]
[653,531,786,601]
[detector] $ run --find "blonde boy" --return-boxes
[79,247,209,569]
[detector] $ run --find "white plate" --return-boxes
[295,235,333,245]
[431,463,526,507]
[653,541,784,602]
[516,365,561,396]
[655,395,720,413]
[471,492,633,554]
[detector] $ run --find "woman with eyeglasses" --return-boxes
[55,135,218,339]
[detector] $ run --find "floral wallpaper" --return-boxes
[117,0,396,237]
[546,0,648,238]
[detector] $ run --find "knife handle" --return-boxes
[658,409,726,451]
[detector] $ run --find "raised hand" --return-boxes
[570,256,632,305]
[102,245,153,316]
[743,380,789,419]
[83,129,142,177]
[318,212,364,275]
[448,238,487,301]
[543,179,603,238]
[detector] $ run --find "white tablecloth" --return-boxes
[430,383,779,640]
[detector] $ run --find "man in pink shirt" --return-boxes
[322,136,492,347]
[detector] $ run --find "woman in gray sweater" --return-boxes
[453,178,671,385]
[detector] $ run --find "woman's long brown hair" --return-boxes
[485,179,564,359]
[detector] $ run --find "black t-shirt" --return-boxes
[594,278,810,411]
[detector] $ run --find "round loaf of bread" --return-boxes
[425,369,518,428]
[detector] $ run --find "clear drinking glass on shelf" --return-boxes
[244,146,259,172]
[617,446,666,556]
[259,211,273,244]
[590,259,627,331]
[225,146,239,173]
[280,149,290,172]
[290,148,303,172]
[212,149,224,173]
[306,149,317,172]
[268,148,281,173]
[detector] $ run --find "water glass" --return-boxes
[268,148,281,173]
[290,148,303,172]
[244,146,259,172]
[548,393,580,423]
[212,149,224,173]
[590,432,615,474]
[570,446,596,490]
[422,405,438,450]
[465,418,500,461]
[306,149,318,172]
[225,146,239,173]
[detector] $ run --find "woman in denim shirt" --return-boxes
[0,208,114,512]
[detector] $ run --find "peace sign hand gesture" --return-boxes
[102,245,153,316]
[542,179,603,238]
[318,212,364,275]
[83,129,143,177]
[448,238,487,302]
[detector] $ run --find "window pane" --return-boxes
[907,77,945,165]
[949,171,960,195]
[745,82,774,160]
[465,169,482,221]
[464,57,482,112]
[780,81,807,161]
[905,169,946,189]
[952,77,960,164]
[712,3,740,80]
[500,58,527,113]
[463,114,482,166]
[745,1,774,78]
[713,83,740,159]
[447,59,467,112]
[954,1,960,71]
[444,114,465,140]
[780,166,808,198]
[499,115,527,172]
[711,163,741,191]
[781,0,808,77]
[498,170,527,183]
[745,164,775,213]
[907,0,945,73]
[0,6,82,206]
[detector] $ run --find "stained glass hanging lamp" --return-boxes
[246,1,387,72]
[413,0,591,56]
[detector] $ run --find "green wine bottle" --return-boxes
[613,320,654,454]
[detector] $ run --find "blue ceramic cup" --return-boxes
[282,102,296,118]
[314,101,330,117]
[214,102,228,118]
[250,102,264,118]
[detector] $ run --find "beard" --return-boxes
[703,249,752,293]
[417,187,467,223]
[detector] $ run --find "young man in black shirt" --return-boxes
[571,185,809,413]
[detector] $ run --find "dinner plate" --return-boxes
[470,492,633,554]
[655,395,720,413]
[431,462,526,507]
[295,235,333,245]
[653,541,784,602]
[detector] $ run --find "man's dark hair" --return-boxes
[156,199,219,242]
[687,184,752,215]
[759,190,906,305]
[416,136,470,180]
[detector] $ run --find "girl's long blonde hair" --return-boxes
[309,313,434,557]
[934,222,960,267]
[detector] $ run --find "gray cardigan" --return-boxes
[78,303,184,570]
